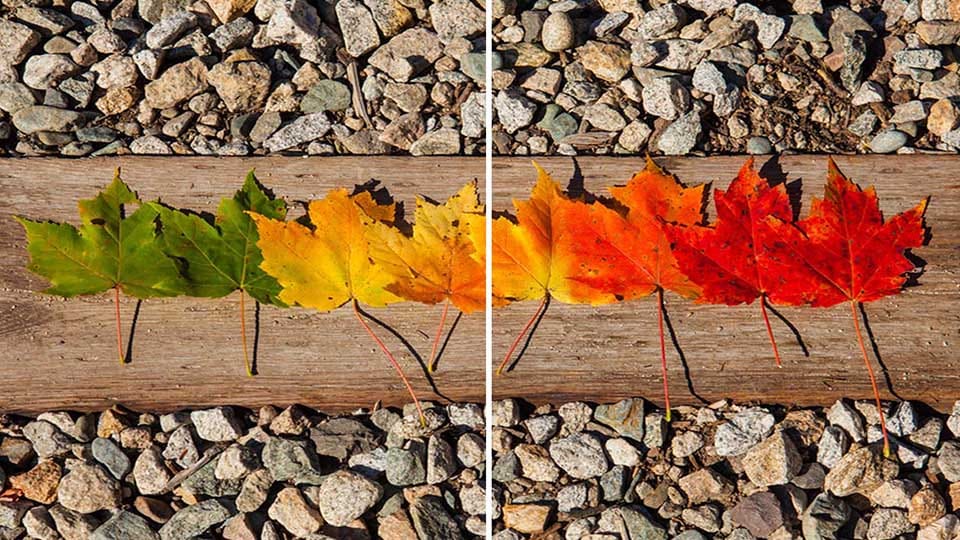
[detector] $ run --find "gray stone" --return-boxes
[190,407,243,442]
[894,49,943,71]
[692,61,726,95]
[714,407,776,456]
[428,0,484,43]
[410,496,464,540]
[301,80,351,112]
[600,506,667,540]
[58,463,121,514]
[734,3,786,48]
[386,443,426,486]
[642,77,689,120]
[210,17,255,51]
[938,440,960,481]
[828,400,866,442]
[159,500,231,540]
[802,492,851,540]
[657,111,701,155]
[746,136,773,154]
[868,508,915,540]
[162,426,199,469]
[537,103,577,141]
[316,470,382,526]
[145,10,197,48]
[133,447,172,495]
[91,511,158,540]
[337,0,380,56]
[550,432,608,479]
[817,425,850,468]
[869,129,908,153]
[22,54,80,90]
[639,3,686,39]
[262,437,323,483]
[91,438,131,480]
[495,89,536,133]
[0,83,35,113]
[368,28,443,82]
[541,12,575,51]
[263,112,331,152]
[852,81,885,106]
[12,105,84,134]
[0,21,39,65]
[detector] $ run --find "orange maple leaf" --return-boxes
[367,181,485,371]
[562,157,704,419]
[493,163,616,374]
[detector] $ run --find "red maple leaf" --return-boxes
[666,158,820,367]
[768,158,928,456]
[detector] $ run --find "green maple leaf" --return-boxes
[151,171,288,375]
[15,171,187,363]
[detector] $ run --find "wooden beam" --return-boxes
[492,155,960,412]
[0,157,484,414]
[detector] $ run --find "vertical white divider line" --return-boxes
[484,0,494,533]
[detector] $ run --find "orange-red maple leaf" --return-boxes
[561,157,704,419]
[769,158,928,456]
[667,158,819,367]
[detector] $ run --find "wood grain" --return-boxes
[492,155,960,412]
[0,157,484,414]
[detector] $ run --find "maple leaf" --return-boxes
[151,171,287,376]
[249,188,425,420]
[367,181,485,371]
[493,163,616,375]
[562,157,704,419]
[15,171,187,365]
[667,157,819,368]
[768,158,928,456]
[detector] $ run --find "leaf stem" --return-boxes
[114,286,124,365]
[657,288,671,422]
[353,300,425,425]
[851,300,890,457]
[760,295,782,368]
[496,295,547,376]
[241,292,252,377]
[427,299,450,373]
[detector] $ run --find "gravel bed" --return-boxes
[0,0,485,156]
[492,0,960,156]
[492,397,960,539]
[0,402,485,539]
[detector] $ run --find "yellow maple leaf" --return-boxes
[250,188,425,420]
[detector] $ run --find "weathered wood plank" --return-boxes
[492,155,960,412]
[0,157,484,414]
